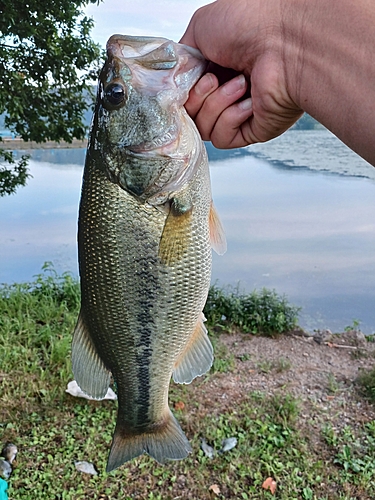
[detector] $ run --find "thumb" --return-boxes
[179,25,197,48]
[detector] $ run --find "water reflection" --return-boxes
[0,158,82,283]
[1,130,375,333]
[210,156,375,333]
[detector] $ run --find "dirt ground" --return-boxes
[202,328,375,433]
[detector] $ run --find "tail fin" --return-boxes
[106,410,192,472]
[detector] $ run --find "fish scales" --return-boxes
[72,34,226,472]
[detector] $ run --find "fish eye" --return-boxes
[104,83,126,107]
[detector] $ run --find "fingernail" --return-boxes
[223,74,246,96]
[195,74,215,96]
[238,97,252,112]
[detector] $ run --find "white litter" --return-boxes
[200,438,215,459]
[65,380,117,400]
[74,461,98,475]
[221,437,237,452]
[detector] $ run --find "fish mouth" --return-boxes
[128,122,180,155]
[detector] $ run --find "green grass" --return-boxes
[1,268,375,499]
[0,263,79,393]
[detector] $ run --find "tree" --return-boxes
[0,0,103,195]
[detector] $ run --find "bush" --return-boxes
[204,284,300,335]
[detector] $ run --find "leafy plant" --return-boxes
[204,284,300,335]
[344,319,361,332]
[0,150,30,196]
[356,366,375,402]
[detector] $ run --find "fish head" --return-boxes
[91,35,207,202]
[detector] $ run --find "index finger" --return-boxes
[184,73,219,119]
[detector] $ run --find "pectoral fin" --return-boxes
[159,197,192,265]
[172,313,213,384]
[71,312,111,399]
[209,202,227,255]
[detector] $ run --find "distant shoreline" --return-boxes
[1,138,88,150]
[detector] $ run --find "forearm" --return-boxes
[283,0,375,164]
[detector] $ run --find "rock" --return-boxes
[1,444,17,465]
[74,461,98,475]
[338,329,367,347]
[66,380,117,400]
[288,328,312,338]
[0,461,11,481]
[313,329,333,345]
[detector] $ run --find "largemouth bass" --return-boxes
[72,34,226,472]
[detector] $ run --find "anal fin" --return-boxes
[71,311,111,400]
[172,313,213,384]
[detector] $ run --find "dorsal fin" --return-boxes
[209,202,227,255]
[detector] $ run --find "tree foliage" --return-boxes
[0,0,103,195]
[0,150,29,195]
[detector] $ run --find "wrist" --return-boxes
[278,0,312,110]
[279,0,375,164]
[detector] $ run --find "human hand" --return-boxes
[180,0,303,148]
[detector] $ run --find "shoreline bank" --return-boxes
[1,138,88,150]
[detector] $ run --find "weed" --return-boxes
[344,319,361,332]
[257,357,292,374]
[350,348,368,360]
[211,339,236,374]
[356,366,375,402]
[237,353,252,362]
[274,357,292,373]
[257,359,273,374]
[0,264,80,398]
[327,373,340,394]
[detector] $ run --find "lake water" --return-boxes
[1,128,375,334]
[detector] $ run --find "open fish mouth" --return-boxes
[128,121,181,155]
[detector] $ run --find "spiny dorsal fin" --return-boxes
[209,202,227,255]
[172,313,213,384]
[71,312,111,400]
